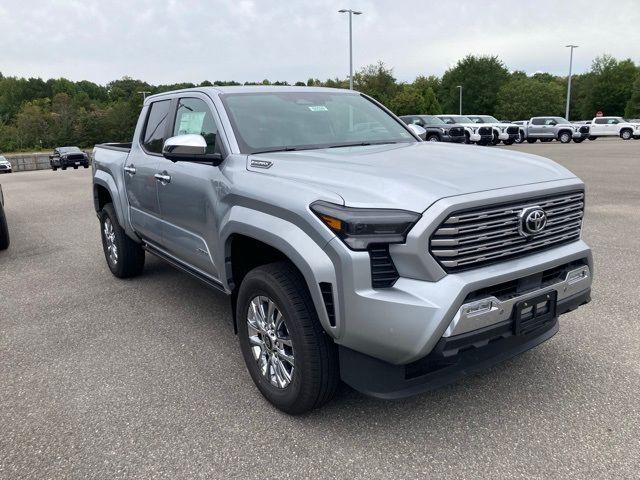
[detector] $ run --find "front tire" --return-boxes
[99,203,145,278]
[0,207,9,250]
[426,134,440,142]
[514,132,525,144]
[621,129,633,140]
[237,262,339,414]
[588,136,597,141]
[573,138,585,143]
[503,139,514,145]
[527,138,537,144]
[559,131,572,143]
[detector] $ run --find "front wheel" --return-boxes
[503,139,514,145]
[99,203,145,278]
[588,136,597,141]
[621,129,633,140]
[52,167,57,171]
[426,134,440,142]
[237,262,339,414]
[573,138,585,143]
[514,132,525,144]
[559,131,572,143]
[527,138,537,144]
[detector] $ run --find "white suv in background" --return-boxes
[588,116,640,140]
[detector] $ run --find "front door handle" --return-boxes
[154,172,171,184]
[124,164,136,175]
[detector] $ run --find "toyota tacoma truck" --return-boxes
[523,117,590,143]
[399,115,466,143]
[92,86,593,414]
[587,116,640,140]
[466,115,521,145]
[437,115,494,145]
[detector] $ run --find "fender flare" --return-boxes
[221,206,341,337]
[93,170,127,230]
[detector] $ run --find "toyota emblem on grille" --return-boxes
[519,206,547,236]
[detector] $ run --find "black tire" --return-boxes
[0,207,9,250]
[84,165,89,168]
[491,132,500,145]
[503,139,514,145]
[559,131,572,143]
[588,136,597,141]
[620,129,633,140]
[426,134,440,142]
[52,167,57,171]
[573,138,585,143]
[98,203,145,278]
[61,166,67,170]
[464,132,471,144]
[527,138,537,144]
[237,262,339,414]
[514,132,525,144]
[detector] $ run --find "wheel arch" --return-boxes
[222,208,340,337]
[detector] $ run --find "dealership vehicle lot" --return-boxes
[0,139,639,478]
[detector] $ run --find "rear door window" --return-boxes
[142,100,171,154]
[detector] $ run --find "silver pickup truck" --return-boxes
[92,86,593,413]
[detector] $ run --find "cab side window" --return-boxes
[594,118,607,125]
[531,118,544,125]
[142,100,171,154]
[173,98,219,154]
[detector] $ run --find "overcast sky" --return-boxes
[1,0,639,85]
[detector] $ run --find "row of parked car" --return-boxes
[400,115,640,145]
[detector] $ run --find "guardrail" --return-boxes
[1,151,92,172]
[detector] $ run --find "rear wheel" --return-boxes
[527,138,537,144]
[99,203,145,278]
[621,129,633,140]
[237,262,339,414]
[0,207,9,250]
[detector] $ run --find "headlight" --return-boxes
[471,128,477,134]
[500,127,506,132]
[310,201,421,250]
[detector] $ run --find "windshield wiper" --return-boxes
[250,147,300,155]
[327,141,399,148]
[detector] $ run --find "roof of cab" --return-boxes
[144,85,356,104]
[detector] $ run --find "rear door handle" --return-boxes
[124,164,136,175]
[154,172,171,184]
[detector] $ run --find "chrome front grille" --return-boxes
[430,191,584,272]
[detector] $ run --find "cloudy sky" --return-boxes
[1,0,639,85]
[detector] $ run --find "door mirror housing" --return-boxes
[162,134,223,165]
[407,124,427,140]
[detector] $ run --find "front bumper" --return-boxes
[444,134,466,143]
[572,131,589,139]
[339,287,590,399]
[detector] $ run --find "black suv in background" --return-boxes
[50,147,90,170]
[399,115,466,143]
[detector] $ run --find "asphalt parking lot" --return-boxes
[1,139,639,479]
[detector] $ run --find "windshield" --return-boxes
[220,91,415,154]
[442,116,473,124]
[58,147,82,154]
[422,115,446,126]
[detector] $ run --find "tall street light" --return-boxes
[565,45,578,121]
[138,91,151,101]
[457,85,463,115]
[338,9,363,90]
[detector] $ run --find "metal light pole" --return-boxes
[338,9,362,90]
[137,91,151,101]
[565,45,578,121]
[457,85,463,115]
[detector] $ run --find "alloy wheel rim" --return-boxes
[103,218,118,265]
[247,296,294,389]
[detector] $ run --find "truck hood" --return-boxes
[248,142,577,212]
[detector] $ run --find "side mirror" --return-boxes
[162,134,223,165]
[407,124,427,140]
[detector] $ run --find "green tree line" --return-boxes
[1,53,638,152]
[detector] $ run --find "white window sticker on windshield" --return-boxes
[178,112,206,135]
[308,106,328,112]
[400,132,410,137]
